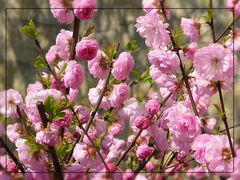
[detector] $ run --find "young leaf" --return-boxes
[84,24,95,37]
[34,55,46,69]
[53,112,66,120]
[124,40,140,52]
[20,19,40,39]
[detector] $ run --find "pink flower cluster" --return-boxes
[0,0,239,179]
[49,0,96,24]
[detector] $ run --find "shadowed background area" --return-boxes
[1,0,239,143]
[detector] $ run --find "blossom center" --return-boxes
[221,148,232,161]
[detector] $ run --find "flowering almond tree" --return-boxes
[0,0,240,179]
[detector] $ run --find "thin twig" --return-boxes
[208,0,216,42]
[116,129,143,167]
[0,137,25,173]
[134,149,157,174]
[216,82,235,157]
[69,16,80,60]
[215,16,240,43]
[16,105,28,134]
[160,1,199,117]
[36,101,64,180]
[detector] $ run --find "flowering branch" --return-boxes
[133,149,157,174]
[36,101,64,180]
[0,137,25,173]
[206,5,235,157]
[160,1,200,117]
[116,129,143,168]
[216,82,236,157]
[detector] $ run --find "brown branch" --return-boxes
[206,7,235,158]
[134,149,157,174]
[208,0,216,42]
[36,101,64,180]
[216,82,235,157]
[116,129,143,167]
[160,1,199,117]
[69,16,80,60]
[16,105,28,134]
[215,16,240,43]
[0,137,25,173]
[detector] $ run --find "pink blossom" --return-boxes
[136,144,154,159]
[193,43,233,81]
[134,115,149,130]
[135,10,170,48]
[117,98,139,120]
[64,164,86,180]
[88,50,109,79]
[187,166,208,179]
[112,52,134,81]
[0,89,23,118]
[15,138,34,166]
[192,134,212,164]
[25,89,62,130]
[36,128,59,146]
[146,161,155,172]
[73,143,102,169]
[67,88,79,102]
[0,171,11,180]
[108,121,124,137]
[26,81,43,95]
[49,0,73,24]
[145,99,160,116]
[109,83,130,108]
[74,105,90,124]
[107,139,125,161]
[76,37,99,61]
[53,110,72,128]
[183,42,197,59]
[181,18,200,42]
[88,79,111,110]
[205,135,233,172]
[6,123,22,142]
[55,29,72,60]
[202,117,217,132]
[228,147,240,180]
[64,60,84,89]
[149,65,178,93]
[101,135,114,154]
[227,0,240,15]
[149,122,169,152]
[45,45,58,63]
[73,0,96,20]
[148,49,179,74]
[167,103,201,142]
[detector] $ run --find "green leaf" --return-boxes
[131,70,141,79]
[172,28,183,48]
[124,40,140,52]
[84,24,95,37]
[20,19,40,39]
[34,55,46,69]
[202,9,213,23]
[56,143,73,157]
[214,104,222,114]
[53,112,66,120]
[94,138,101,148]
[44,96,56,119]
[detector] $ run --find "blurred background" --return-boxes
[1,0,239,142]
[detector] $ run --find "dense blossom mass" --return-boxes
[0,0,240,179]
